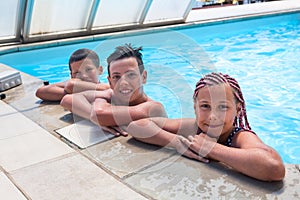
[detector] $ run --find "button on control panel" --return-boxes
[0,71,23,92]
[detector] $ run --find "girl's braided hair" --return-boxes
[193,72,251,130]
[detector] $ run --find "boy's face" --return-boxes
[194,84,239,138]
[70,58,102,83]
[108,57,147,105]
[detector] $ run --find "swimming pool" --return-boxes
[0,12,299,164]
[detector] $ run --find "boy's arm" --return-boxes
[60,89,113,120]
[90,100,167,127]
[64,78,110,94]
[35,82,66,101]
[36,79,110,102]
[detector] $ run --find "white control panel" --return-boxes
[0,70,22,92]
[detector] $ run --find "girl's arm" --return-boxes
[127,118,208,162]
[182,131,285,181]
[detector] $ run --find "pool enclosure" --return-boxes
[0,0,195,45]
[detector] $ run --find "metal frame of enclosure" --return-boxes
[0,0,195,45]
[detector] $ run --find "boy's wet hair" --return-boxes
[193,72,251,130]
[107,43,144,77]
[68,49,99,71]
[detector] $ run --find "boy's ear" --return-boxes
[98,66,104,74]
[142,70,147,84]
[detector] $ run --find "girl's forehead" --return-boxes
[197,84,235,101]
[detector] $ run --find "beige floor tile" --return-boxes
[0,172,27,200]
[0,106,42,139]
[11,154,147,200]
[124,156,294,199]
[22,103,73,134]
[82,136,175,178]
[0,129,74,171]
[0,100,16,115]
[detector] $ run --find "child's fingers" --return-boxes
[187,135,196,141]
[113,126,128,137]
[101,126,120,136]
[183,150,209,163]
[178,135,192,147]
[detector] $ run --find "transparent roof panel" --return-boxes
[0,0,195,43]
[0,0,20,38]
[92,0,148,28]
[29,0,93,35]
[144,0,193,24]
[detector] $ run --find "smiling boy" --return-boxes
[60,44,167,135]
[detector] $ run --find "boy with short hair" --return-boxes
[36,48,109,101]
[60,44,167,136]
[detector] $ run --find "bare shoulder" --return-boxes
[146,97,166,109]
[97,82,110,90]
[234,130,268,149]
[141,98,167,117]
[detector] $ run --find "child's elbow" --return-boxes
[93,107,111,127]
[127,121,137,137]
[60,94,72,110]
[265,159,285,181]
[127,119,146,138]
[64,80,76,93]
[261,149,286,181]
[35,87,44,99]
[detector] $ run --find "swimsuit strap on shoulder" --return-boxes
[225,127,243,147]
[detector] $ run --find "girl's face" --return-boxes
[70,58,102,83]
[194,84,240,138]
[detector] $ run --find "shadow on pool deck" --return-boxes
[0,63,299,199]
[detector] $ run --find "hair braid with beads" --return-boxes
[193,72,251,130]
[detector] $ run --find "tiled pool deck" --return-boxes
[1,1,300,199]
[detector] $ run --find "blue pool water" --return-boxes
[0,12,299,164]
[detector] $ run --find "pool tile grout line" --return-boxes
[8,151,79,175]
[0,165,31,199]
[74,147,154,199]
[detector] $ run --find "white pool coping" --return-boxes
[186,0,300,23]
